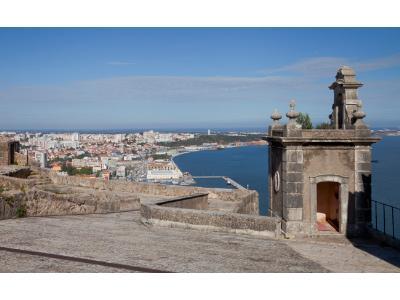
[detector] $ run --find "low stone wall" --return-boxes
[159,193,209,210]
[0,190,26,219]
[0,175,36,190]
[47,171,259,214]
[141,202,281,237]
[25,187,141,217]
[0,179,141,220]
[235,191,259,215]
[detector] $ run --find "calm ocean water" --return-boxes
[174,136,400,218]
[174,145,269,214]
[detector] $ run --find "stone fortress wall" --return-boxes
[47,170,258,209]
[0,166,282,237]
[0,167,141,218]
[0,142,8,165]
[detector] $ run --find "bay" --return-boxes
[173,136,400,218]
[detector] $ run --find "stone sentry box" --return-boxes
[265,66,380,237]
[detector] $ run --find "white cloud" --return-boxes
[354,53,400,72]
[0,75,311,106]
[261,53,400,77]
[263,57,348,76]
[2,53,400,128]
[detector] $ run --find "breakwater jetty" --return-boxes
[192,176,246,190]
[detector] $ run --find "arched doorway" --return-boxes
[316,182,340,232]
[310,175,349,234]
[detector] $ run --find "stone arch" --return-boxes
[309,175,349,234]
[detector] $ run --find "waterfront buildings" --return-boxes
[0,130,264,184]
[146,160,183,181]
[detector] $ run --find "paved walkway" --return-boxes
[0,212,398,272]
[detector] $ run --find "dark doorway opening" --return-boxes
[8,142,15,165]
[316,182,340,232]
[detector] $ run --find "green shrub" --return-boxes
[315,122,333,129]
[297,113,313,129]
[16,205,27,218]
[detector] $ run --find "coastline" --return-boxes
[171,144,249,175]
[171,142,265,161]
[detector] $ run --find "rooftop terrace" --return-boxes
[0,211,399,272]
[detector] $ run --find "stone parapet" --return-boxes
[141,199,281,238]
[0,183,141,220]
[47,170,259,215]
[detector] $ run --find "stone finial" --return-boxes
[268,109,283,135]
[271,109,282,125]
[353,101,367,129]
[286,99,300,121]
[285,100,302,134]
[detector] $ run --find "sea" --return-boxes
[174,136,400,236]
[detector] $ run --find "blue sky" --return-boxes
[0,28,400,130]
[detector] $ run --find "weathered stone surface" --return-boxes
[282,182,303,194]
[1,184,142,219]
[283,208,302,221]
[48,170,257,205]
[0,211,333,272]
[141,202,281,237]
[158,193,209,210]
[286,172,303,183]
[1,165,260,236]
[285,193,303,208]
[356,163,372,172]
[286,162,303,173]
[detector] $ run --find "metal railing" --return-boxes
[371,200,400,240]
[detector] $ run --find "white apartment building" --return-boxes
[146,160,183,181]
[71,132,80,142]
[155,133,173,143]
[71,158,101,169]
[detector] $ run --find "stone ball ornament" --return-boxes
[271,109,282,122]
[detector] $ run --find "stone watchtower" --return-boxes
[0,139,20,165]
[266,67,380,237]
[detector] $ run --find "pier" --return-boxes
[192,176,246,190]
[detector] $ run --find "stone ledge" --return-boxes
[140,202,281,238]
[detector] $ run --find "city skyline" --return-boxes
[1,28,400,130]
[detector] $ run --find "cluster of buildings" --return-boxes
[0,129,264,184]
[0,130,197,183]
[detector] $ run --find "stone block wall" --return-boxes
[268,142,283,217]
[0,142,9,165]
[281,146,304,233]
[353,145,373,234]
